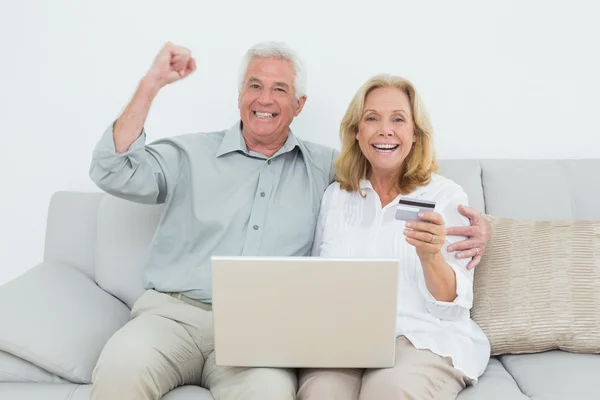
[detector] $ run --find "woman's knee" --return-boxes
[359,368,406,400]
[359,368,465,400]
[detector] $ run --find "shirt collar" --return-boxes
[216,121,300,158]
[359,178,430,198]
[276,128,300,156]
[216,122,247,158]
[359,179,373,190]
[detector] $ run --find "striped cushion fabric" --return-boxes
[471,215,600,356]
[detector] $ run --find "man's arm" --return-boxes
[446,205,491,270]
[113,42,196,153]
[111,77,161,154]
[89,42,196,204]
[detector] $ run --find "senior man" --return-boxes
[89,41,490,400]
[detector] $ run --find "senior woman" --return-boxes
[298,75,490,400]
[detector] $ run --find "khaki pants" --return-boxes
[90,290,297,400]
[298,336,469,400]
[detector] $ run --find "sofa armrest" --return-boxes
[0,262,131,383]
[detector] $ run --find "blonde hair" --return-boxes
[335,74,439,195]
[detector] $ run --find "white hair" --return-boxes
[238,41,307,99]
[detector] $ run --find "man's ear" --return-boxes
[294,95,307,117]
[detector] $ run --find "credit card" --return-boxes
[394,197,436,221]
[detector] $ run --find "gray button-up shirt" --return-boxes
[90,121,337,302]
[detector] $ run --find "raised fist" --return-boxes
[145,42,196,88]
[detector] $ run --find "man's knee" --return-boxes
[91,341,163,399]
[91,314,200,399]
[298,368,361,400]
[244,368,297,400]
[214,367,297,400]
[250,368,297,400]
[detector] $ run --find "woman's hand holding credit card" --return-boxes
[396,197,446,258]
[394,197,436,221]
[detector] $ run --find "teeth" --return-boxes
[255,112,276,119]
[372,144,399,153]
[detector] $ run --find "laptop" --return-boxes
[210,256,398,368]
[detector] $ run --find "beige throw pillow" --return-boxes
[471,215,600,356]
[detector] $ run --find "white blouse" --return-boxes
[312,174,491,382]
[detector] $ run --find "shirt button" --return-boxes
[267,160,271,165]
[260,192,266,197]
[253,225,259,230]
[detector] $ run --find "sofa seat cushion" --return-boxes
[0,262,131,383]
[0,383,89,400]
[500,351,600,400]
[471,216,600,355]
[0,351,68,383]
[73,384,214,400]
[163,385,214,399]
[0,383,214,400]
[456,357,528,400]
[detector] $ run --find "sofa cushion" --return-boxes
[479,159,600,220]
[163,385,214,399]
[0,383,87,400]
[558,159,600,220]
[0,383,214,400]
[456,357,528,400]
[0,262,131,383]
[44,191,104,278]
[479,160,574,220]
[471,216,600,355]
[438,160,485,213]
[0,350,68,383]
[95,195,163,308]
[71,385,214,400]
[500,351,600,400]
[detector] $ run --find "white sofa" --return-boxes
[1,159,599,399]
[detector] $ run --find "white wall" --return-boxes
[1,0,599,285]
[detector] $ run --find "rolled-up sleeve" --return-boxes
[420,189,474,321]
[89,123,180,204]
